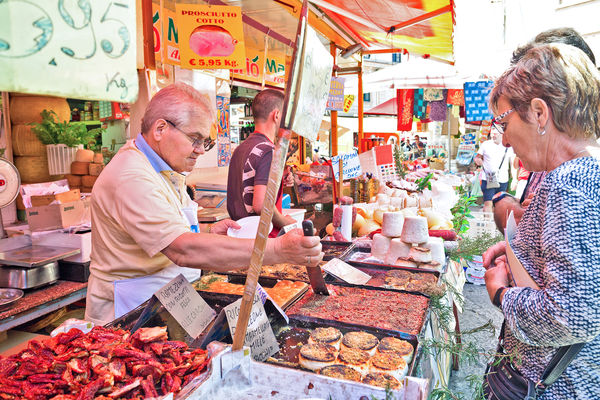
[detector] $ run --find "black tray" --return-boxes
[341,246,447,274]
[324,264,441,297]
[267,316,422,379]
[321,240,355,261]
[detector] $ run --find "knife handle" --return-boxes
[302,220,314,237]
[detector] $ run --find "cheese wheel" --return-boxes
[88,163,104,176]
[93,153,104,164]
[75,149,94,162]
[381,212,404,238]
[423,237,445,265]
[376,193,390,206]
[404,195,418,208]
[385,239,412,265]
[81,175,97,187]
[389,197,404,210]
[371,234,391,260]
[408,246,432,263]
[395,257,418,268]
[81,186,93,193]
[71,161,90,175]
[400,216,429,244]
[65,174,82,188]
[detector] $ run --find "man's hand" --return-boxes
[482,241,507,269]
[274,228,323,266]
[209,219,241,235]
[474,154,483,167]
[485,260,510,304]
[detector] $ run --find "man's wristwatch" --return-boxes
[492,286,508,308]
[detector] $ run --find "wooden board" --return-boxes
[198,208,229,222]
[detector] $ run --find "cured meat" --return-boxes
[0,326,210,399]
[189,25,237,57]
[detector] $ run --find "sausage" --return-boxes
[332,206,343,228]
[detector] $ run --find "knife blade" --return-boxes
[302,220,329,295]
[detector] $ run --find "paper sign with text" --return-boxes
[322,258,371,285]
[175,4,245,70]
[224,294,279,362]
[332,152,362,181]
[0,0,138,102]
[326,77,345,111]
[155,274,216,338]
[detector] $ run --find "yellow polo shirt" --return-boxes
[85,140,190,325]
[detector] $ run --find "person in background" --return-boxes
[483,43,600,399]
[474,127,514,213]
[227,89,297,237]
[511,156,529,200]
[86,83,323,326]
[412,135,425,158]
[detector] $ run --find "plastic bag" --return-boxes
[470,171,483,198]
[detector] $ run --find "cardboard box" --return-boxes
[26,198,91,232]
[32,230,91,262]
[30,189,81,207]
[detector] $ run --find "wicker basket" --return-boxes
[12,124,46,156]
[9,95,70,125]
[14,155,52,183]
[46,144,83,175]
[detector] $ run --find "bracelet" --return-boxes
[492,286,508,308]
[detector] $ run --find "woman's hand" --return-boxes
[485,260,510,304]
[522,193,534,208]
[482,241,507,269]
[209,219,241,235]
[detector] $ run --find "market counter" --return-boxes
[0,280,87,332]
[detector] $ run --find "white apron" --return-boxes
[113,177,201,319]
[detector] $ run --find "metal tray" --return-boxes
[267,315,422,379]
[0,245,80,268]
[321,240,355,261]
[226,265,326,284]
[0,262,59,289]
[341,246,447,274]
[0,288,24,307]
[324,264,441,297]
[287,284,431,337]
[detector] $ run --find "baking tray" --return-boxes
[321,240,355,261]
[341,246,447,274]
[0,245,80,268]
[325,264,441,297]
[227,265,327,284]
[266,315,422,379]
[287,284,431,337]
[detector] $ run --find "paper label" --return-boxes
[505,212,540,289]
[332,152,362,181]
[224,294,279,362]
[155,274,216,338]
[322,258,371,285]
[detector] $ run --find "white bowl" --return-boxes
[227,215,273,239]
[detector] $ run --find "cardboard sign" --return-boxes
[152,4,180,65]
[322,258,371,285]
[155,274,216,339]
[0,0,137,102]
[175,4,245,70]
[326,77,345,111]
[332,151,362,181]
[224,294,279,361]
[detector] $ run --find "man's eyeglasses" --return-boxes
[491,108,514,134]
[164,119,211,150]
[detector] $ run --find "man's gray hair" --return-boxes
[141,82,215,133]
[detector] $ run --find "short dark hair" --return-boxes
[511,27,596,65]
[252,89,284,122]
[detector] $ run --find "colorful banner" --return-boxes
[175,4,245,69]
[396,89,414,131]
[464,81,494,122]
[216,95,231,167]
[326,77,345,111]
[343,95,355,113]
[152,4,180,66]
[0,0,138,102]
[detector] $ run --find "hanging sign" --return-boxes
[326,77,345,111]
[175,4,245,70]
[216,95,231,167]
[331,151,362,181]
[152,4,180,66]
[0,0,138,102]
[343,95,355,112]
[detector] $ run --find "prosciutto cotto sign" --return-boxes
[175,4,245,69]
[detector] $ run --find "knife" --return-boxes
[302,220,329,295]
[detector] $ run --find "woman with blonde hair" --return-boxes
[483,43,600,399]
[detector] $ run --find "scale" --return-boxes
[0,158,80,289]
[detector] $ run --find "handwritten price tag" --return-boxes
[332,151,362,181]
[155,274,216,339]
[0,0,137,102]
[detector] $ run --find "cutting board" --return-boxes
[198,208,229,223]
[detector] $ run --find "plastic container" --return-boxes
[46,144,83,175]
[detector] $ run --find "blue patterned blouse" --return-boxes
[502,156,600,399]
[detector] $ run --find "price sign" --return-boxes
[332,151,362,181]
[175,4,245,70]
[224,293,279,362]
[0,0,137,102]
[326,77,345,111]
[155,274,216,339]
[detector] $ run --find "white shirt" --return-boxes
[478,140,513,183]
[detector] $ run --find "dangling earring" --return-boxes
[537,124,546,135]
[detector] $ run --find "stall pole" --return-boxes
[358,58,364,146]
[446,110,452,172]
[330,42,339,156]
[338,162,344,199]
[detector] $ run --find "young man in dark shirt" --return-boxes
[227,89,296,236]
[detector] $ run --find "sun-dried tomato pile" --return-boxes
[0,326,210,400]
